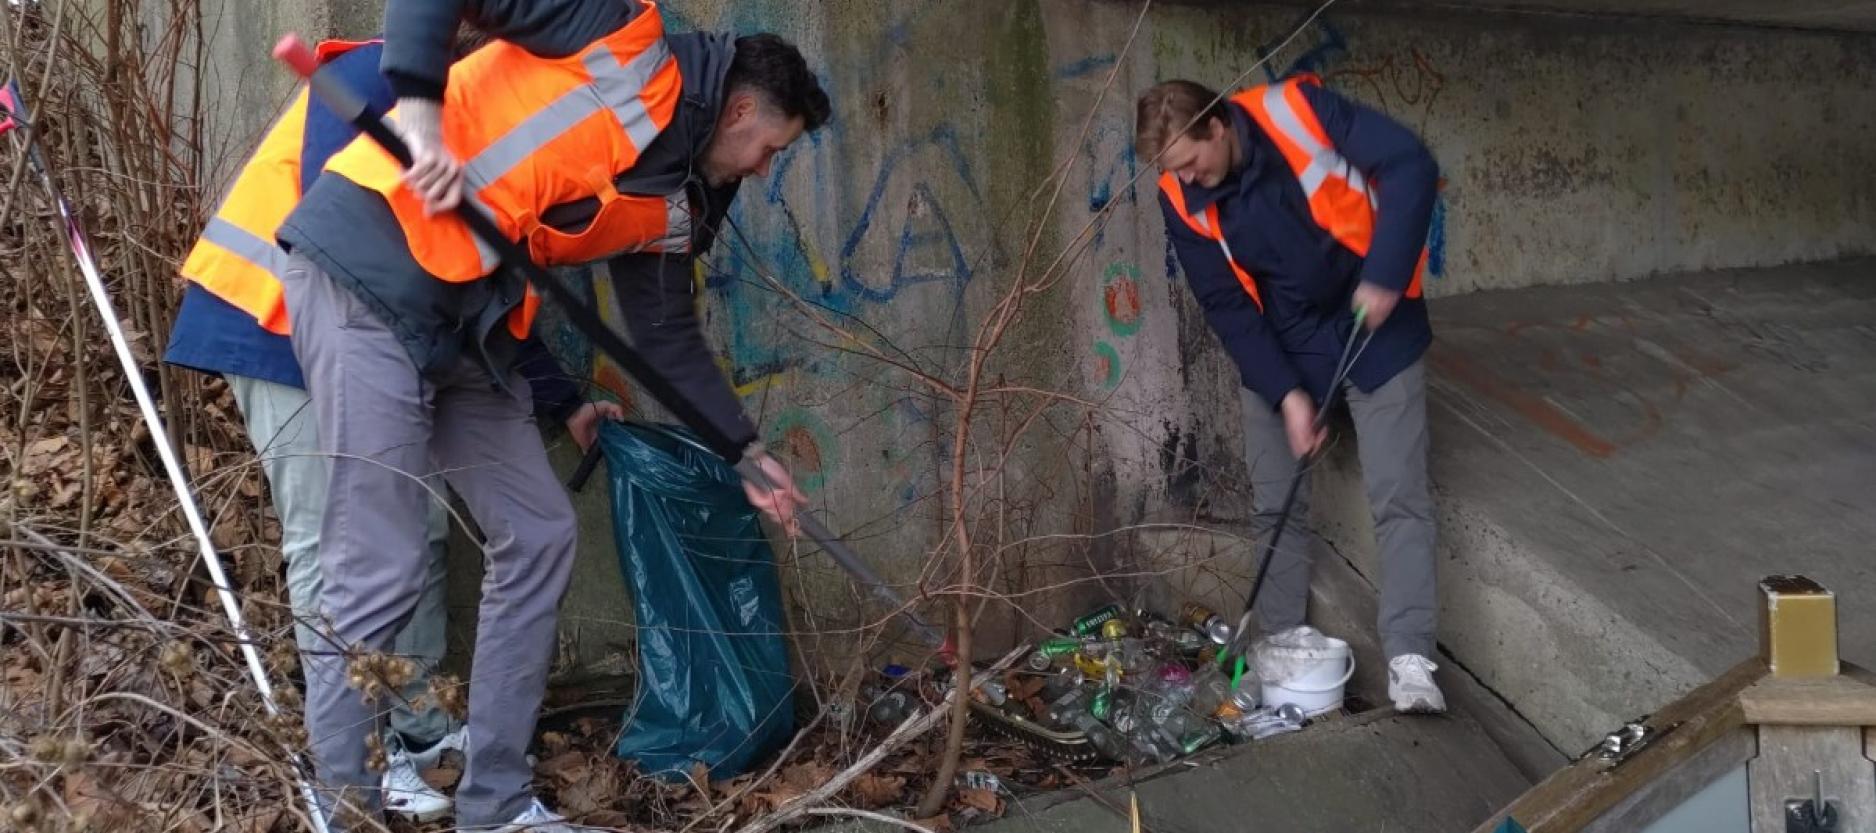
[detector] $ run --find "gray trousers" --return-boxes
[283,254,578,826]
[1242,359,1437,660]
[224,373,453,746]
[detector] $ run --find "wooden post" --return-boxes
[1758,575,1838,679]
[1746,576,1875,832]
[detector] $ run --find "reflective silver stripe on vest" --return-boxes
[201,217,292,278]
[458,38,674,273]
[647,192,693,254]
[583,43,669,153]
[1190,208,1242,275]
[1260,83,1371,203]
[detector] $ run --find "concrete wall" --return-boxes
[181,1,1876,671]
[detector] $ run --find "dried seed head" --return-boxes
[363,732,387,773]
[428,673,468,721]
[65,808,95,832]
[267,640,300,676]
[158,641,194,677]
[60,736,91,768]
[381,655,417,689]
[10,800,41,828]
[28,735,62,763]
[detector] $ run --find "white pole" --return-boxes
[23,126,332,833]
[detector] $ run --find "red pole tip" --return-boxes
[272,34,319,79]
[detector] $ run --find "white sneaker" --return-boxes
[471,798,600,833]
[382,739,452,822]
[405,724,468,771]
[1388,654,1447,714]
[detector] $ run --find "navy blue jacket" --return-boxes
[1161,82,1437,411]
[162,41,584,422]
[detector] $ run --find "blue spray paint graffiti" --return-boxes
[1054,54,1117,81]
[694,121,984,387]
[1262,18,1349,81]
[1427,186,1447,278]
[838,125,981,303]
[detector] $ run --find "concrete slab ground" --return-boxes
[1312,258,1876,752]
[822,711,1530,833]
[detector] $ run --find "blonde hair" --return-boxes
[1134,79,1228,160]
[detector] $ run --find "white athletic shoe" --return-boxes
[1388,654,1447,714]
[469,798,602,833]
[382,738,452,822]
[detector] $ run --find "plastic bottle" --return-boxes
[974,679,1009,707]
[1153,708,1222,755]
[1040,666,1081,701]
[867,688,912,727]
[1153,662,1196,710]
[1188,664,1235,718]
[1080,719,1129,761]
[1229,676,1261,713]
[1045,685,1096,730]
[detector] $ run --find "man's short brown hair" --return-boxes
[1134,79,1229,160]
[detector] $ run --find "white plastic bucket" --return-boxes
[1258,637,1355,717]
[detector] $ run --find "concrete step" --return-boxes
[1314,259,1876,753]
[823,710,1532,833]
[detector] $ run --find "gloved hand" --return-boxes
[393,97,464,216]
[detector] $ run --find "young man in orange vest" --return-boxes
[272,2,828,829]
[161,37,620,823]
[1136,77,1446,714]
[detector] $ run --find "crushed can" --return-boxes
[1071,604,1123,636]
[1180,602,1234,645]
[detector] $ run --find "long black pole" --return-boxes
[274,36,946,652]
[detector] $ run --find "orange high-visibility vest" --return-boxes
[322,1,684,339]
[1159,75,1427,313]
[179,39,378,335]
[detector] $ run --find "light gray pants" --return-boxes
[283,254,578,826]
[224,373,453,746]
[1242,359,1437,660]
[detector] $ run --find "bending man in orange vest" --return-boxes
[1136,76,1446,714]
[273,2,828,828]
[161,36,621,823]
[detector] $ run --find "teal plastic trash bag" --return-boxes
[600,421,794,779]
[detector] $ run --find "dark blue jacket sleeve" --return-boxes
[514,336,586,424]
[1300,84,1438,293]
[381,0,633,100]
[1161,192,1302,411]
[606,251,759,450]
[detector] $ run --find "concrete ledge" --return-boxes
[1314,259,1876,753]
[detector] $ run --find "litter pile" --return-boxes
[865,604,1357,770]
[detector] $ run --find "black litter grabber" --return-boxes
[1218,307,1373,686]
[273,35,948,657]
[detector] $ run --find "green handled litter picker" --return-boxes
[1218,306,1374,690]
